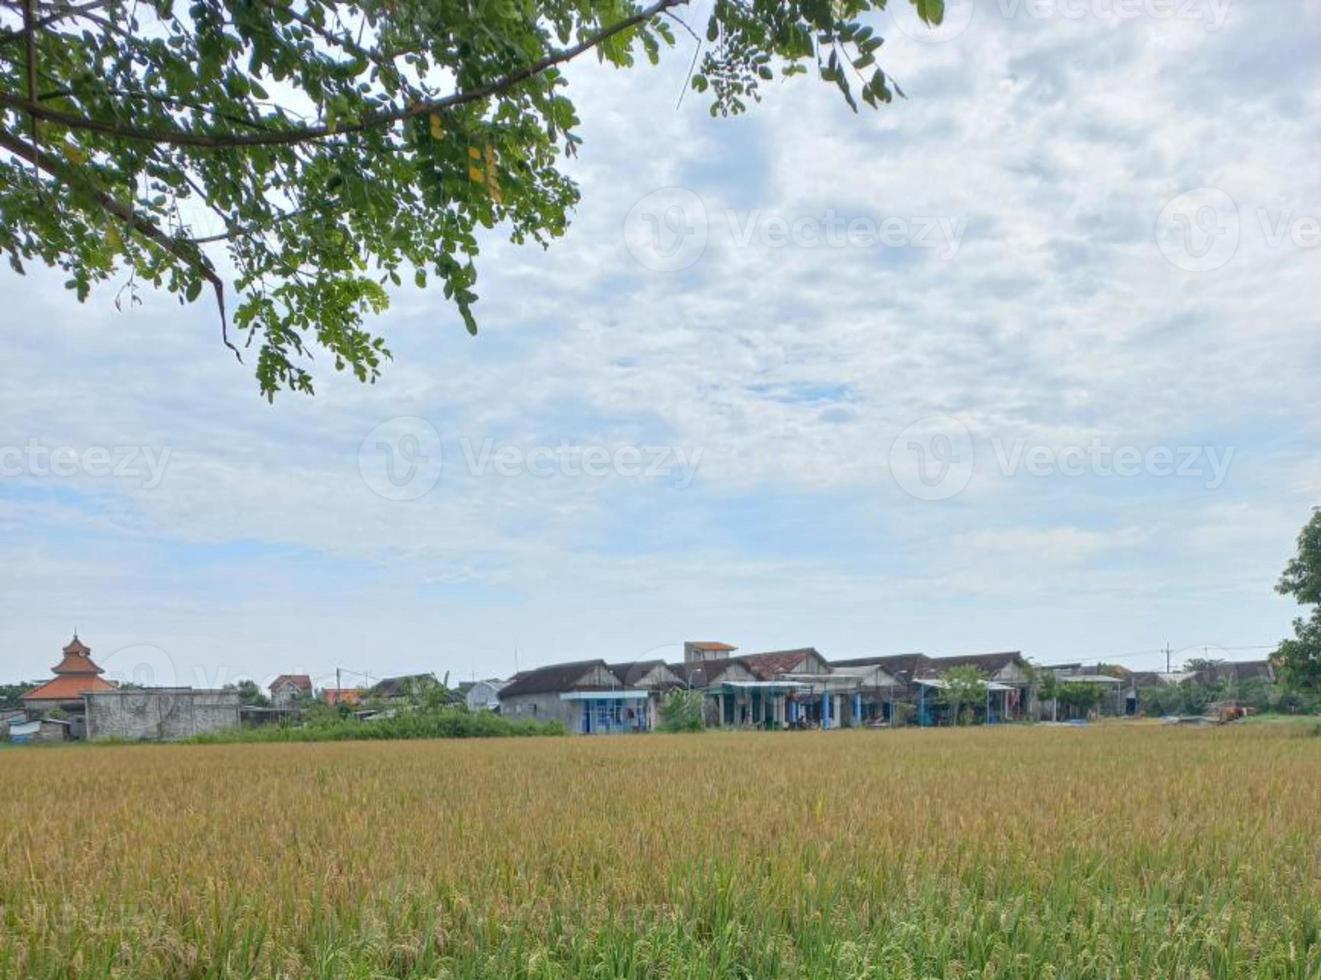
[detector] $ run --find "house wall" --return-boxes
[634,664,683,689]
[795,652,831,674]
[85,690,240,741]
[500,691,578,727]
[684,642,732,663]
[991,662,1031,685]
[465,682,501,712]
[271,683,309,708]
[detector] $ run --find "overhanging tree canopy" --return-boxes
[0,0,938,397]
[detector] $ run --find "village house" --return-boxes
[683,641,738,663]
[269,674,313,707]
[499,659,654,734]
[832,654,930,723]
[608,660,684,728]
[370,673,442,702]
[20,634,116,716]
[458,679,503,713]
[923,652,1036,724]
[667,645,898,729]
[322,687,363,707]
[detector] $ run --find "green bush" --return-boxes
[188,707,565,744]
[659,690,705,732]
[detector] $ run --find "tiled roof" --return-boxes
[50,635,105,676]
[608,661,680,688]
[62,634,92,657]
[688,641,736,651]
[22,673,116,702]
[738,648,823,680]
[271,674,313,693]
[832,653,930,678]
[499,660,613,697]
[669,660,745,685]
[926,652,1027,676]
[322,688,362,705]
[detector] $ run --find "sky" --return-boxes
[3,0,1320,691]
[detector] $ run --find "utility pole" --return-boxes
[1164,642,1173,674]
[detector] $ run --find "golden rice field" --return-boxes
[3,723,1321,979]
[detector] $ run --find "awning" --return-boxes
[1056,674,1123,685]
[913,677,1016,692]
[710,681,813,694]
[559,690,650,701]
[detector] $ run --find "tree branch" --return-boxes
[0,0,115,44]
[0,0,688,148]
[0,126,240,358]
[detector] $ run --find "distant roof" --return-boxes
[669,660,747,686]
[926,652,1028,675]
[270,674,313,693]
[739,648,823,680]
[688,641,736,651]
[1058,673,1123,685]
[323,688,363,705]
[22,673,116,702]
[499,660,614,697]
[371,673,439,698]
[914,677,1016,692]
[608,660,678,688]
[831,653,930,677]
[49,634,105,677]
[62,634,91,657]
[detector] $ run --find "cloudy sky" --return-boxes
[3,0,1319,690]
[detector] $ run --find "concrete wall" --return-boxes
[500,691,579,728]
[85,689,240,741]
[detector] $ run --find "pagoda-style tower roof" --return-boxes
[23,634,116,704]
[52,634,102,674]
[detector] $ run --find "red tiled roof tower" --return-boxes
[22,634,117,703]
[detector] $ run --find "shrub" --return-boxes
[188,707,565,744]
[659,690,705,732]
